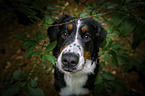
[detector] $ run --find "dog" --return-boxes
[48,14,107,96]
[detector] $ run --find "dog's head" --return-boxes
[48,14,107,74]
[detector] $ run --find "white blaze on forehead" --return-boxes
[75,20,81,41]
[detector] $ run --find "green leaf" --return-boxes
[44,40,57,53]
[106,4,118,9]
[102,72,115,80]
[25,45,36,58]
[111,55,118,67]
[104,52,110,62]
[95,74,103,84]
[13,70,27,81]
[41,54,57,63]
[52,11,59,14]
[132,23,145,49]
[27,85,44,96]
[112,42,123,49]
[111,30,119,36]
[117,55,128,65]
[30,79,37,88]
[101,2,118,9]
[112,43,122,49]
[109,50,117,55]
[19,81,27,87]
[45,54,57,64]
[120,17,137,36]
[109,50,118,67]
[44,15,55,25]
[36,30,42,40]
[116,48,127,54]
[24,40,36,48]
[99,61,105,70]
[84,6,93,10]
[111,12,124,26]
[32,51,42,56]
[79,12,88,18]
[100,39,107,48]
[104,38,113,50]
[2,85,20,96]
[13,34,26,41]
[47,5,61,10]
[36,31,47,41]
[41,54,45,62]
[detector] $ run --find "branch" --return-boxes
[48,12,113,27]
[60,2,70,15]
[27,63,37,80]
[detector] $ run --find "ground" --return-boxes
[0,1,145,96]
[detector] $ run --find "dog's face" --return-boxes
[48,14,106,74]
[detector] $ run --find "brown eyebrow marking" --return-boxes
[67,24,73,30]
[81,26,87,33]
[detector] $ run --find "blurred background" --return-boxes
[0,0,145,96]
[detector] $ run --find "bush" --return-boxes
[2,0,145,96]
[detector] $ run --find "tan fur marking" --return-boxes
[84,51,91,59]
[67,24,73,30]
[81,26,87,33]
[60,43,68,53]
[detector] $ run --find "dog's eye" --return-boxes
[84,34,91,41]
[62,32,68,39]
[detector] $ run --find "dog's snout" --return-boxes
[62,53,79,67]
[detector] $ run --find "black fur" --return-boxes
[48,14,107,95]
[48,15,76,57]
[54,66,66,90]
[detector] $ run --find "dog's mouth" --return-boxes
[62,66,77,72]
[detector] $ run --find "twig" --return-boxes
[60,1,70,15]
[27,63,37,80]
[48,12,113,27]
[30,63,37,73]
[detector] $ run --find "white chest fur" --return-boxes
[60,73,89,96]
[60,59,96,96]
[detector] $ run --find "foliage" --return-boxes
[82,0,145,95]
[1,1,59,96]
[2,29,57,96]
[2,70,44,96]
[2,0,145,96]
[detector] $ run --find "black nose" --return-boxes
[62,53,79,67]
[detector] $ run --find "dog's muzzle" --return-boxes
[57,38,85,73]
[62,53,79,72]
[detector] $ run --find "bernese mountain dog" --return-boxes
[48,14,107,96]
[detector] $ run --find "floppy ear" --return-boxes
[47,14,73,42]
[91,19,107,61]
[91,19,107,45]
[47,22,59,42]
[97,23,107,44]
